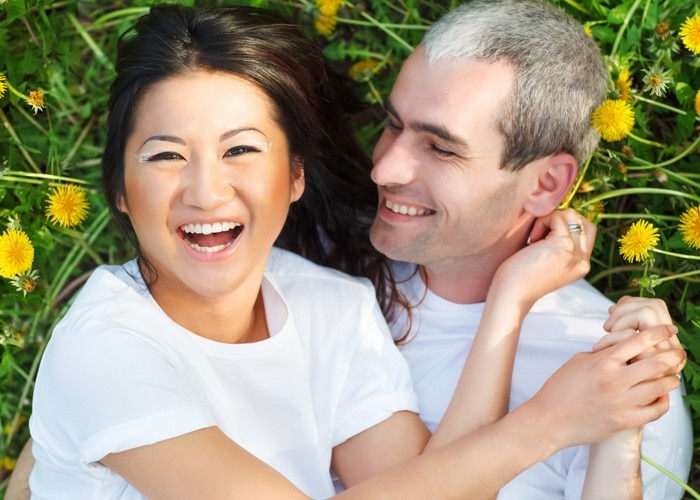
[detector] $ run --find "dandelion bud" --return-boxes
[653,168,668,183]
[621,145,635,159]
[655,22,671,40]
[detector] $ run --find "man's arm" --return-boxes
[5,438,33,500]
[583,429,644,500]
[581,296,681,500]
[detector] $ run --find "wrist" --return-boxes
[497,402,562,466]
[486,273,534,319]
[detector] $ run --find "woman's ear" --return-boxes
[290,156,305,203]
[117,193,129,214]
[522,153,578,217]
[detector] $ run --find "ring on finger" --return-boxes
[567,221,583,234]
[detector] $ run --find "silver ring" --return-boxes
[567,221,583,233]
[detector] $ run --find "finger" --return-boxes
[621,392,672,428]
[611,376,679,430]
[630,341,688,373]
[621,376,680,409]
[528,217,548,244]
[528,209,572,243]
[605,297,672,332]
[592,329,637,352]
[576,217,596,257]
[606,324,678,364]
[625,347,688,384]
[555,208,596,258]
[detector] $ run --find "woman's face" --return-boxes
[120,70,304,304]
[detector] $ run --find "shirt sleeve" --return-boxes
[31,315,216,469]
[331,285,419,447]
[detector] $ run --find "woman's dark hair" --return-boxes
[102,4,405,325]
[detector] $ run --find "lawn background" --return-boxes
[1,0,699,496]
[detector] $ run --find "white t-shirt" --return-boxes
[29,248,418,499]
[390,261,693,500]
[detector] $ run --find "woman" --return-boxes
[26,5,682,499]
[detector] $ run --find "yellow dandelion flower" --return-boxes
[3,415,27,436]
[46,184,89,228]
[0,74,7,99]
[0,229,34,279]
[27,89,45,114]
[618,220,660,263]
[591,99,635,142]
[576,181,593,193]
[1,456,17,472]
[584,200,605,223]
[680,14,700,54]
[615,69,633,101]
[583,24,593,37]
[315,14,337,37]
[695,89,700,115]
[679,205,700,250]
[349,60,380,81]
[316,0,342,16]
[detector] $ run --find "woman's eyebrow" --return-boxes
[219,127,267,142]
[140,135,185,148]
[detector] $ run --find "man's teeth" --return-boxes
[386,200,427,216]
[180,221,241,235]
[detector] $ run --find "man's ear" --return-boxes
[522,153,578,217]
[290,156,305,203]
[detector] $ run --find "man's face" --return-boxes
[370,49,531,272]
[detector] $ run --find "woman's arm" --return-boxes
[13,323,681,499]
[429,209,595,450]
[332,209,596,487]
[338,326,680,499]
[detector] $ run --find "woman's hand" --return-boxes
[494,208,595,310]
[595,296,685,375]
[530,324,683,449]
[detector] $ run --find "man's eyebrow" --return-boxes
[384,97,471,154]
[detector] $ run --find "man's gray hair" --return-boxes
[422,0,607,171]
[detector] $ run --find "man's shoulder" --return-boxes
[531,279,614,317]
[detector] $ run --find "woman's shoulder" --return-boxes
[48,260,168,353]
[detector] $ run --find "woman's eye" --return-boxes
[143,151,184,162]
[224,145,261,157]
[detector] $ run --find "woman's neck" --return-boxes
[147,272,269,344]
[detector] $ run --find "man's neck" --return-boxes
[420,259,500,305]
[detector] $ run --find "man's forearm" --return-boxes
[5,438,33,500]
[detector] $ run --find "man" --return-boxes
[369,0,692,498]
